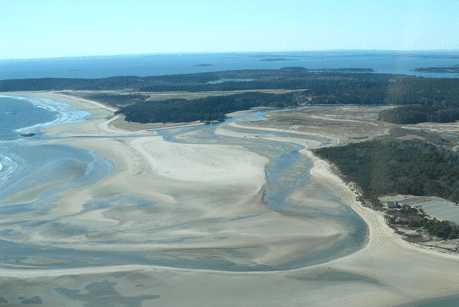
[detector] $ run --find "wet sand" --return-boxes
[1,92,459,306]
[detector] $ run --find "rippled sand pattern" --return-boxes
[1,93,459,307]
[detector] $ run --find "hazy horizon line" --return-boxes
[2,48,459,61]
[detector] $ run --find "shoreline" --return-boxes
[0,93,90,134]
[5,91,459,265]
[0,92,369,274]
[307,149,459,261]
[3,92,459,306]
[238,120,459,263]
[7,91,459,265]
[1,92,369,266]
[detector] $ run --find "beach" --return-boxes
[1,92,459,306]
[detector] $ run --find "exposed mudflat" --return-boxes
[1,93,459,306]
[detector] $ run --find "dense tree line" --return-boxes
[76,93,147,107]
[118,91,308,123]
[415,66,459,73]
[315,138,459,239]
[3,68,459,124]
[379,105,459,124]
[1,68,459,105]
[385,205,459,240]
[0,68,382,92]
[315,138,459,203]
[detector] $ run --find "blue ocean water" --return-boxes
[1,51,459,80]
[0,95,109,201]
[0,96,57,140]
[0,96,56,188]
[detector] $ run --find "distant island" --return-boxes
[11,75,459,307]
[307,68,374,73]
[260,57,293,62]
[194,63,214,67]
[415,65,459,73]
[0,67,458,124]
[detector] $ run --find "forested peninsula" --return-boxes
[315,138,459,240]
[3,67,459,124]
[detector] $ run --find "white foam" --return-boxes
[0,95,89,134]
[0,154,18,185]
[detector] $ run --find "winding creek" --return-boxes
[0,95,368,271]
[3,95,459,306]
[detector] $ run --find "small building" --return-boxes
[386,201,401,209]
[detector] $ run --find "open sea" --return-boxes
[0,50,458,269]
[0,95,110,205]
[1,50,459,80]
[1,50,457,192]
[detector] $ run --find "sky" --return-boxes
[1,0,459,59]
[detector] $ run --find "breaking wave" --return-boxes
[0,154,18,186]
[4,95,90,134]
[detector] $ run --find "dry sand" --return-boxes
[1,92,459,306]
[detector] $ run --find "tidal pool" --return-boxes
[0,98,368,271]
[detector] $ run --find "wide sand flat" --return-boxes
[1,93,459,306]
